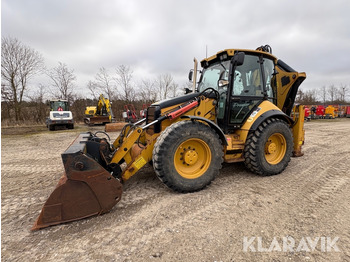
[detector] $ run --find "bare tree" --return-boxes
[295,89,304,103]
[303,90,318,104]
[320,85,327,104]
[157,73,176,100]
[47,62,76,101]
[94,67,116,100]
[327,84,337,103]
[1,37,44,121]
[87,80,99,100]
[170,82,179,98]
[115,65,134,102]
[138,78,157,103]
[29,84,47,123]
[338,84,348,103]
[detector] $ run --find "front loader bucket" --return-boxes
[32,133,122,230]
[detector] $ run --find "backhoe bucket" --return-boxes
[32,133,122,230]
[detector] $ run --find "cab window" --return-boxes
[263,58,276,103]
[197,61,230,92]
[232,55,263,97]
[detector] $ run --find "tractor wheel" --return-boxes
[84,118,90,125]
[244,118,293,176]
[153,121,223,193]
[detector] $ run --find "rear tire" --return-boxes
[153,121,223,193]
[244,118,293,176]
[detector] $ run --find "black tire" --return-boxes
[153,121,223,193]
[84,118,90,125]
[244,118,293,176]
[49,125,55,131]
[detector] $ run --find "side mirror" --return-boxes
[184,87,193,94]
[188,70,193,81]
[232,52,245,66]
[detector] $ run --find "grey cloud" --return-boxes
[2,0,350,94]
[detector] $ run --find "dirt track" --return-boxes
[2,119,350,261]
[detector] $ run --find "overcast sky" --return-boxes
[2,0,350,99]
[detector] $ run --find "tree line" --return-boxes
[1,36,188,125]
[2,36,349,125]
[295,84,349,105]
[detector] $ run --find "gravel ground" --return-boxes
[1,119,350,261]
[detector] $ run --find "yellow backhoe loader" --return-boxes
[84,94,115,125]
[32,45,306,230]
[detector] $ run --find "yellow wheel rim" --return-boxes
[264,133,287,165]
[174,138,211,179]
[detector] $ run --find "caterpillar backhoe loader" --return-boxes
[84,94,115,125]
[32,45,306,230]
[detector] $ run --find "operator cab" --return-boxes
[197,50,277,132]
[50,100,69,111]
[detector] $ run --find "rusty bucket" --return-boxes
[32,133,122,230]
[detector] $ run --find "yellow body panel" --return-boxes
[274,69,307,111]
[85,106,97,116]
[292,105,305,156]
[202,49,277,65]
[223,100,283,163]
[159,96,216,132]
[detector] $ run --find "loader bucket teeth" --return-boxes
[32,133,122,230]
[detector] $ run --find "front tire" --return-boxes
[244,118,293,176]
[153,121,223,193]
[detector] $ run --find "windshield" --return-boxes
[197,61,230,92]
[51,101,68,111]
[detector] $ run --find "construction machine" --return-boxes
[122,104,138,123]
[140,103,150,118]
[33,45,306,230]
[346,106,350,118]
[46,99,74,131]
[324,105,337,119]
[84,94,115,125]
[315,105,325,119]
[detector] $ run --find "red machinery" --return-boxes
[346,106,350,118]
[304,106,311,121]
[123,104,138,123]
[313,105,325,119]
[139,104,150,118]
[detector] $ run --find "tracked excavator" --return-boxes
[84,94,115,125]
[33,45,306,230]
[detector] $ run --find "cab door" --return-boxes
[224,53,276,130]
